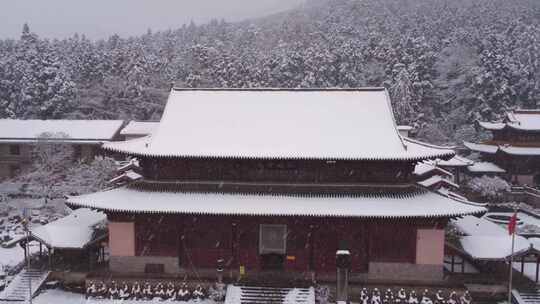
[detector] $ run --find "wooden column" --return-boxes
[535,256,540,283]
[308,225,315,271]
[231,222,238,268]
[177,219,184,268]
[48,247,53,270]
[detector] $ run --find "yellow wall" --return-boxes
[415,229,444,265]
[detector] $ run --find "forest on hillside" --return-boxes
[0,0,538,144]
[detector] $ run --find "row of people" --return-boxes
[86,280,206,301]
[359,288,472,304]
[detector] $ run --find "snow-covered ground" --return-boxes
[0,242,41,271]
[26,289,219,304]
[0,197,67,270]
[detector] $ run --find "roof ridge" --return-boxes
[403,137,456,150]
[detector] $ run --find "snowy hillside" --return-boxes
[0,0,538,143]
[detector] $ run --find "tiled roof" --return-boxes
[467,162,506,173]
[414,162,453,177]
[66,187,486,218]
[478,109,540,132]
[103,88,454,161]
[453,215,532,260]
[433,155,474,167]
[0,119,124,142]
[418,176,459,189]
[464,141,540,156]
[31,208,106,249]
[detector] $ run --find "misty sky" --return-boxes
[0,0,305,40]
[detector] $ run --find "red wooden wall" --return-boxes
[121,214,439,274]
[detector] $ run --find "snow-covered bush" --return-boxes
[315,285,330,304]
[15,148,116,198]
[208,283,226,301]
[467,175,511,200]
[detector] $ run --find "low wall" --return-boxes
[108,255,444,284]
[368,262,443,282]
[109,256,180,274]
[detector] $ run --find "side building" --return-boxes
[465,109,540,186]
[67,88,486,283]
[0,119,124,180]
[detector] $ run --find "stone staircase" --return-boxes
[0,269,50,301]
[225,285,314,304]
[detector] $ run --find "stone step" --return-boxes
[242,295,287,299]
[226,285,314,304]
[242,302,285,304]
[0,269,50,301]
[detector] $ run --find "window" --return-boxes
[259,224,287,255]
[9,145,20,155]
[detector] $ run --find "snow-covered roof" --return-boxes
[453,215,533,260]
[120,121,159,136]
[478,110,540,132]
[506,110,540,131]
[467,162,506,173]
[66,187,486,218]
[418,176,459,189]
[434,155,474,167]
[477,121,506,130]
[499,146,540,156]
[463,142,498,154]
[397,125,413,136]
[460,235,531,260]
[397,125,413,131]
[414,162,453,177]
[452,215,507,236]
[0,119,124,142]
[109,170,143,184]
[438,188,468,201]
[31,208,107,249]
[103,88,454,161]
[117,159,140,173]
[464,141,540,156]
